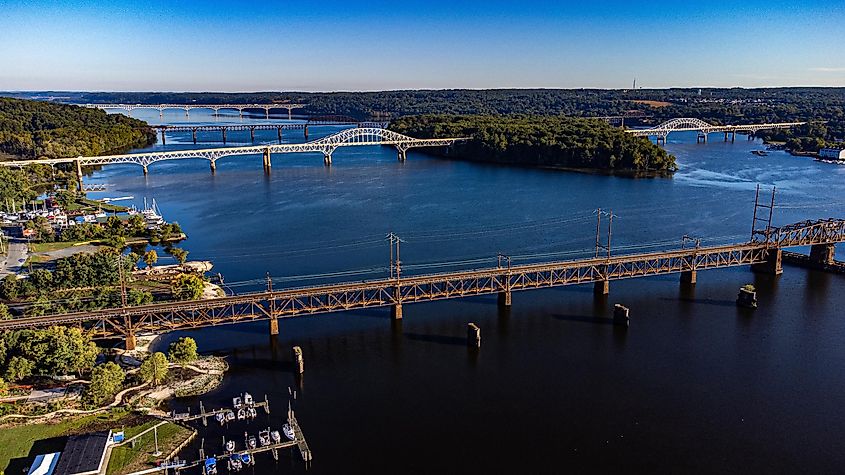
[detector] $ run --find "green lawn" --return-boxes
[29,240,100,253]
[106,422,192,475]
[0,409,135,475]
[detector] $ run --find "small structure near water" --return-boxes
[736,285,758,309]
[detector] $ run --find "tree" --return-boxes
[171,274,205,301]
[143,250,158,269]
[168,337,198,365]
[168,247,189,265]
[83,362,124,407]
[1,275,19,300]
[0,303,10,321]
[4,356,34,382]
[0,376,8,397]
[127,214,146,236]
[139,352,169,386]
[28,268,54,291]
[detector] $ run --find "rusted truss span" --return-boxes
[755,218,845,247]
[151,124,307,133]
[0,242,779,338]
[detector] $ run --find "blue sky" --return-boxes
[1,0,843,91]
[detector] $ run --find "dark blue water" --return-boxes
[90,110,845,473]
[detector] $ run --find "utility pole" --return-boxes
[387,233,404,281]
[594,208,615,259]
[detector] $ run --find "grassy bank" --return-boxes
[106,422,193,475]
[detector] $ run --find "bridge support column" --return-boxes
[250,127,256,142]
[724,132,729,142]
[160,130,166,145]
[222,129,227,144]
[697,133,707,144]
[498,290,512,307]
[681,270,697,285]
[752,248,783,275]
[210,160,217,174]
[75,159,84,191]
[269,317,279,336]
[265,108,270,119]
[594,279,609,296]
[323,153,332,166]
[292,346,304,374]
[397,149,407,162]
[288,108,292,120]
[467,323,481,348]
[192,129,198,144]
[731,131,736,143]
[125,332,137,351]
[263,148,272,173]
[810,244,836,265]
[304,125,309,139]
[391,303,403,320]
[277,127,283,144]
[185,108,189,117]
[142,165,148,176]
[656,135,666,145]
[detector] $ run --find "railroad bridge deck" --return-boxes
[1,218,843,348]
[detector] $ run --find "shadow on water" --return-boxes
[404,332,467,347]
[659,296,735,308]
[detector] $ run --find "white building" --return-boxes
[819,148,845,160]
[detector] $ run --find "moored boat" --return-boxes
[282,423,295,441]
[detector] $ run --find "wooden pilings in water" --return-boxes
[467,323,481,347]
[292,346,304,374]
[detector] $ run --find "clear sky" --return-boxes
[1,0,843,91]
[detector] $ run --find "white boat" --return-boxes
[225,439,235,452]
[243,392,254,406]
[232,396,243,409]
[204,457,217,475]
[224,410,235,422]
[227,456,242,472]
[247,435,257,449]
[241,453,253,466]
[270,430,281,443]
[237,408,246,420]
[282,423,295,441]
[247,407,257,419]
[215,412,225,425]
[142,198,165,228]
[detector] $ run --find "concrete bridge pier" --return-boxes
[681,270,697,284]
[594,279,609,296]
[264,108,270,119]
[656,135,666,145]
[142,165,148,176]
[498,290,512,307]
[752,248,783,275]
[192,128,198,144]
[184,107,189,117]
[697,133,707,144]
[263,148,272,173]
[269,317,279,336]
[250,127,256,142]
[391,303,403,320]
[397,148,407,162]
[277,127,283,143]
[323,153,332,166]
[210,160,217,174]
[221,128,227,144]
[160,130,166,145]
[238,108,243,118]
[288,108,292,120]
[75,159,84,191]
[304,125,309,139]
[125,332,137,351]
[810,243,836,265]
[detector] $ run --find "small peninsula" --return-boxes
[389,114,677,173]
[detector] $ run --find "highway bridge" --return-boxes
[627,118,806,143]
[150,120,388,144]
[0,127,467,179]
[80,103,307,119]
[1,216,842,350]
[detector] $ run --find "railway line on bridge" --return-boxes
[1,214,843,350]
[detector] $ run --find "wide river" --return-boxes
[88,110,845,473]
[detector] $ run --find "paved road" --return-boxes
[0,238,27,278]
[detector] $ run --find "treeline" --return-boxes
[389,115,677,172]
[0,97,156,160]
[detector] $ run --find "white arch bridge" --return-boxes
[0,127,467,183]
[80,103,307,119]
[627,118,806,143]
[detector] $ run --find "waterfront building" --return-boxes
[819,148,845,160]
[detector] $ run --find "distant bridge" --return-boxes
[151,121,388,145]
[80,103,307,119]
[1,215,843,350]
[0,127,467,179]
[627,118,806,143]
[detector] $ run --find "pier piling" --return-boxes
[752,249,783,275]
[680,270,697,285]
[594,279,609,296]
[391,303,403,320]
[613,304,630,327]
[292,346,304,374]
[497,290,512,307]
[467,323,481,347]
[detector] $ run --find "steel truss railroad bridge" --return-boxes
[1,217,843,350]
[627,118,806,144]
[80,103,307,119]
[0,127,466,179]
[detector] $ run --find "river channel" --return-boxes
[86,109,845,473]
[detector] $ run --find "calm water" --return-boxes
[89,109,845,473]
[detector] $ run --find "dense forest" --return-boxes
[389,115,677,173]
[0,97,156,160]
[3,88,842,154]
